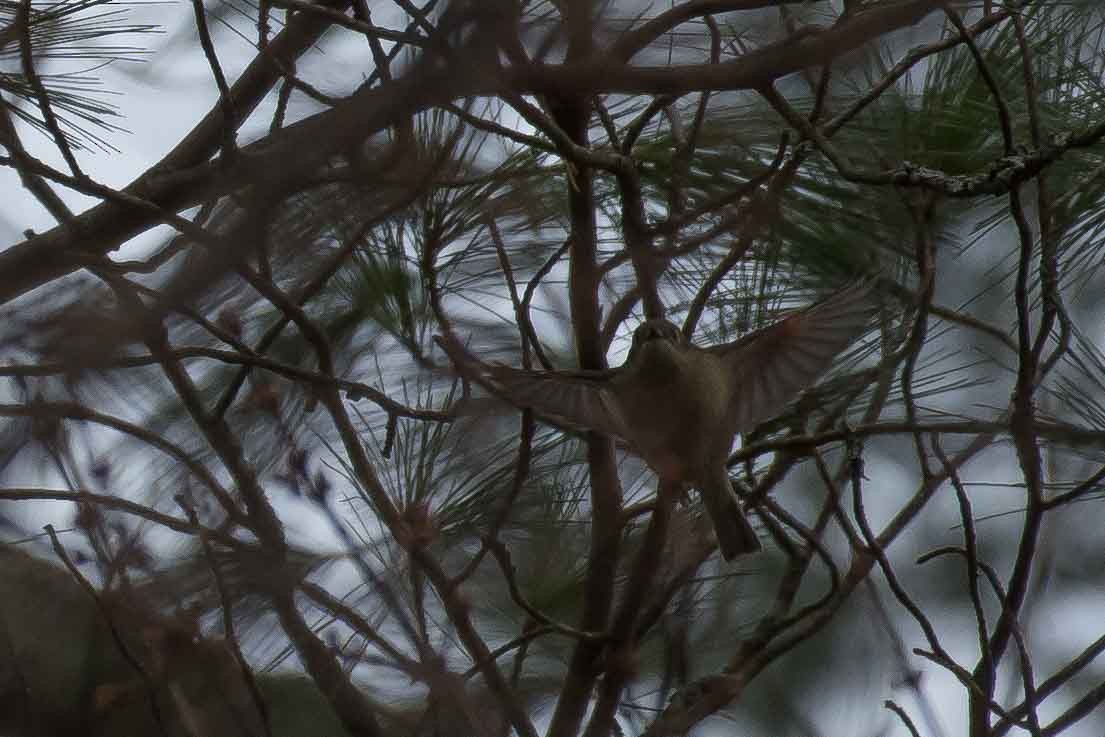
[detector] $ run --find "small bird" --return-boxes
[438,281,876,559]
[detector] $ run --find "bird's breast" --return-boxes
[615,348,731,479]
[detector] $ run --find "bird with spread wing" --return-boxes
[437,281,877,559]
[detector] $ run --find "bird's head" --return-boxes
[627,319,686,364]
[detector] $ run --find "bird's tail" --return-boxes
[700,473,761,560]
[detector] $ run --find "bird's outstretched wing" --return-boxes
[435,333,630,441]
[707,280,877,432]
[486,364,632,440]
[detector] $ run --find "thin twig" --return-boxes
[178,499,273,737]
[44,524,169,737]
[17,0,82,175]
[191,0,238,161]
[940,1,1015,155]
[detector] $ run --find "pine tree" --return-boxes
[2,1,1105,735]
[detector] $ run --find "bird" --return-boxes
[437,281,877,559]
